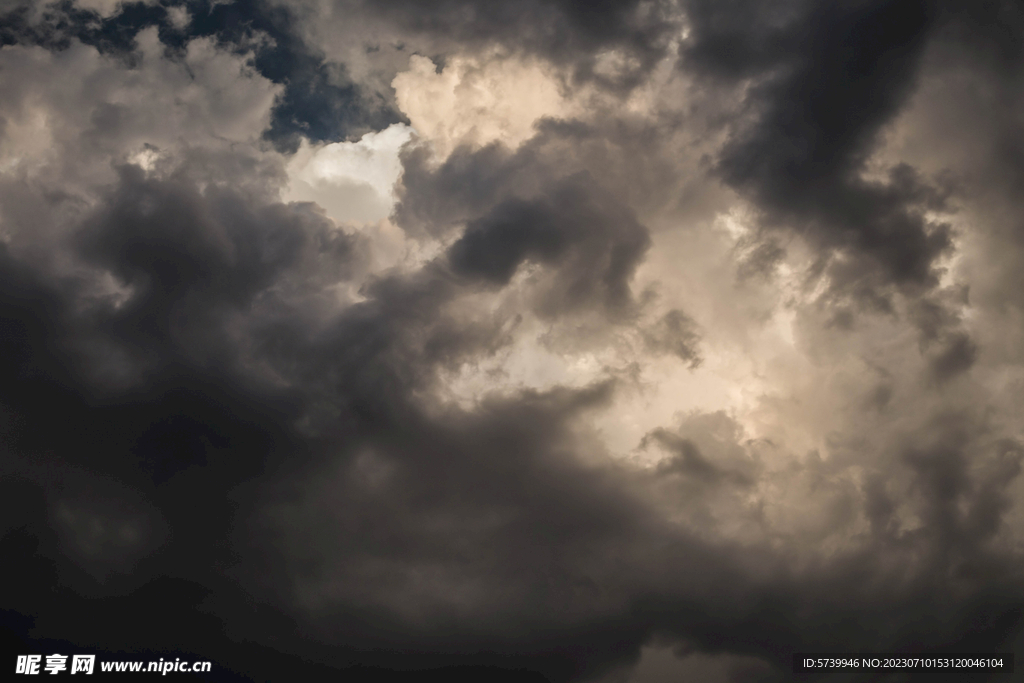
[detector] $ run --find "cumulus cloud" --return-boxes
[2,1,1024,682]
[392,53,575,159]
[282,122,413,223]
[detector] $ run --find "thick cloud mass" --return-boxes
[2,1,1024,682]
[0,0,403,149]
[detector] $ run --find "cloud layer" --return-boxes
[2,1,1023,682]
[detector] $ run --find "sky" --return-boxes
[1,1,1023,681]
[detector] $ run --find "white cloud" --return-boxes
[282,123,413,224]
[73,0,131,17]
[392,54,574,160]
[166,5,190,30]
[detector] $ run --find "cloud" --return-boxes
[304,0,684,93]
[2,2,1024,682]
[392,53,574,159]
[641,309,702,367]
[73,0,153,18]
[446,177,650,317]
[282,122,413,223]
[0,0,404,149]
[676,0,973,330]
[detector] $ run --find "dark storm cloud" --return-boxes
[641,309,702,367]
[259,363,1022,681]
[0,155,561,680]
[0,162,347,512]
[3,2,1024,683]
[77,165,355,349]
[392,114,694,246]
[347,0,682,92]
[395,142,537,239]
[447,178,650,317]
[0,0,403,148]
[0,125,662,678]
[926,331,978,384]
[642,430,749,485]
[917,0,1024,316]
[735,238,786,284]
[267,396,1022,681]
[680,0,960,309]
[907,287,978,382]
[394,122,673,322]
[900,419,1017,555]
[639,417,1024,677]
[0,155,385,678]
[185,0,403,148]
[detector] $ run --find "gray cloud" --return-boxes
[1,2,1024,682]
[341,0,683,92]
[447,177,650,317]
[641,309,702,368]
[681,1,959,313]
